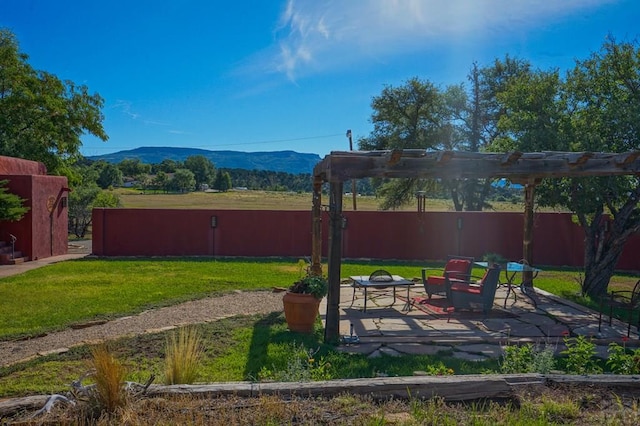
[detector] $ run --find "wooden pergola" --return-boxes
[311,149,640,342]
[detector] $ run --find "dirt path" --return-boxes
[1,290,285,367]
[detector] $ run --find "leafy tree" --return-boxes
[213,170,232,192]
[152,171,169,192]
[444,57,532,211]
[170,168,196,193]
[94,190,121,209]
[183,155,215,189]
[0,180,28,222]
[0,29,107,175]
[492,38,640,297]
[118,158,151,177]
[153,159,180,174]
[357,78,452,209]
[96,163,123,189]
[68,185,98,238]
[68,185,120,238]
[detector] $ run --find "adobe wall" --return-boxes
[92,208,640,271]
[0,156,68,260]
[0,155,47,175]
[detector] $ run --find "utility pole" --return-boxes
[346,130,357,210]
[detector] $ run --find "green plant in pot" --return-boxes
[283,260,328,333]
[483,252,507,267]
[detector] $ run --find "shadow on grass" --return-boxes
[243,312,330,380]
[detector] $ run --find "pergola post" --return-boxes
[310,177,323,277]
[522,181,537,288]
[324,180,343,343]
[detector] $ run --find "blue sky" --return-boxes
[2,0,638,159]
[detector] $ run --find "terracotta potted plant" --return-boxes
[283,274,328,333]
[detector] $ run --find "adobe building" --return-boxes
[0,155,69,263]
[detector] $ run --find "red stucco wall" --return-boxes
[92,208,640,271]
[0,155,47,175]
[0,157,68,260]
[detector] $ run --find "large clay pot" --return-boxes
[283,292,321,333]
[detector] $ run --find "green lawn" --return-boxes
[1,257,637,401]
[0,257,631,340]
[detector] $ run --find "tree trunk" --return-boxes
[581,202,640,298]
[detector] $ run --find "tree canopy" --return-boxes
[358,37,640,297]
[0,29,107,175]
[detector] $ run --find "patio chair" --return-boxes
[421,255,474,299]
[444,265,501,315]
[598,279,640,338]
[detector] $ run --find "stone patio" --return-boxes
[321,281,639,361]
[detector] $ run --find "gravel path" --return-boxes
[0,290,285,367]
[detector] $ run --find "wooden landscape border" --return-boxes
[3,374,640,417]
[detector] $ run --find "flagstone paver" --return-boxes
[387,343,452,356]
[323,281,640,361]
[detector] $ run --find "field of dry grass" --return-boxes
[115,188,534,212]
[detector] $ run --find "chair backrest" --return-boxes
[444,257,473,280]
[631,279,640,305]
[478,266,501,302]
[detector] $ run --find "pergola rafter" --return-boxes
[312,149,640,343]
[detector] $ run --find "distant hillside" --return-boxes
[86,147,323,174]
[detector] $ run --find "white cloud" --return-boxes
[262,0,615,81]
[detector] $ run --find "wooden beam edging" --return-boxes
[6,374,640,417]
[145,374,527,401]
[107,374,640,400]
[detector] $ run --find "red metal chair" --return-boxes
[444,265,501,315]
[421,256,474,299]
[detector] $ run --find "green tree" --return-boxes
[96,163,123,189]
[357,77,451,209]
[183,155,215,190]
[444,57,532,211]
[0,180,28,222]
[118,158,151,177]
[492,38,640,297]
[213,170,232,192]
[152,171,169,192]
[0,29,107,175]
[68,185,120,238]
[153,159,180,174]
[170,168,196,193]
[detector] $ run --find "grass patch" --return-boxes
[0,258,430,340]
[1,257,637,340]
[0,313,495,398]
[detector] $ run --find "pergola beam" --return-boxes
[314,150,640,182]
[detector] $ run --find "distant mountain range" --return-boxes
[86,147,323,175]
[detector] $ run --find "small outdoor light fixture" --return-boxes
[211,216,217,228]
[457,217,463,230]
[341,216,348,229]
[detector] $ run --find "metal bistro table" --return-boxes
[474,261,542,308]
[349,275,414,313]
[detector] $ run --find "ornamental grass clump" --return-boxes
[90,344,128,413]
[164,326,204,385]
